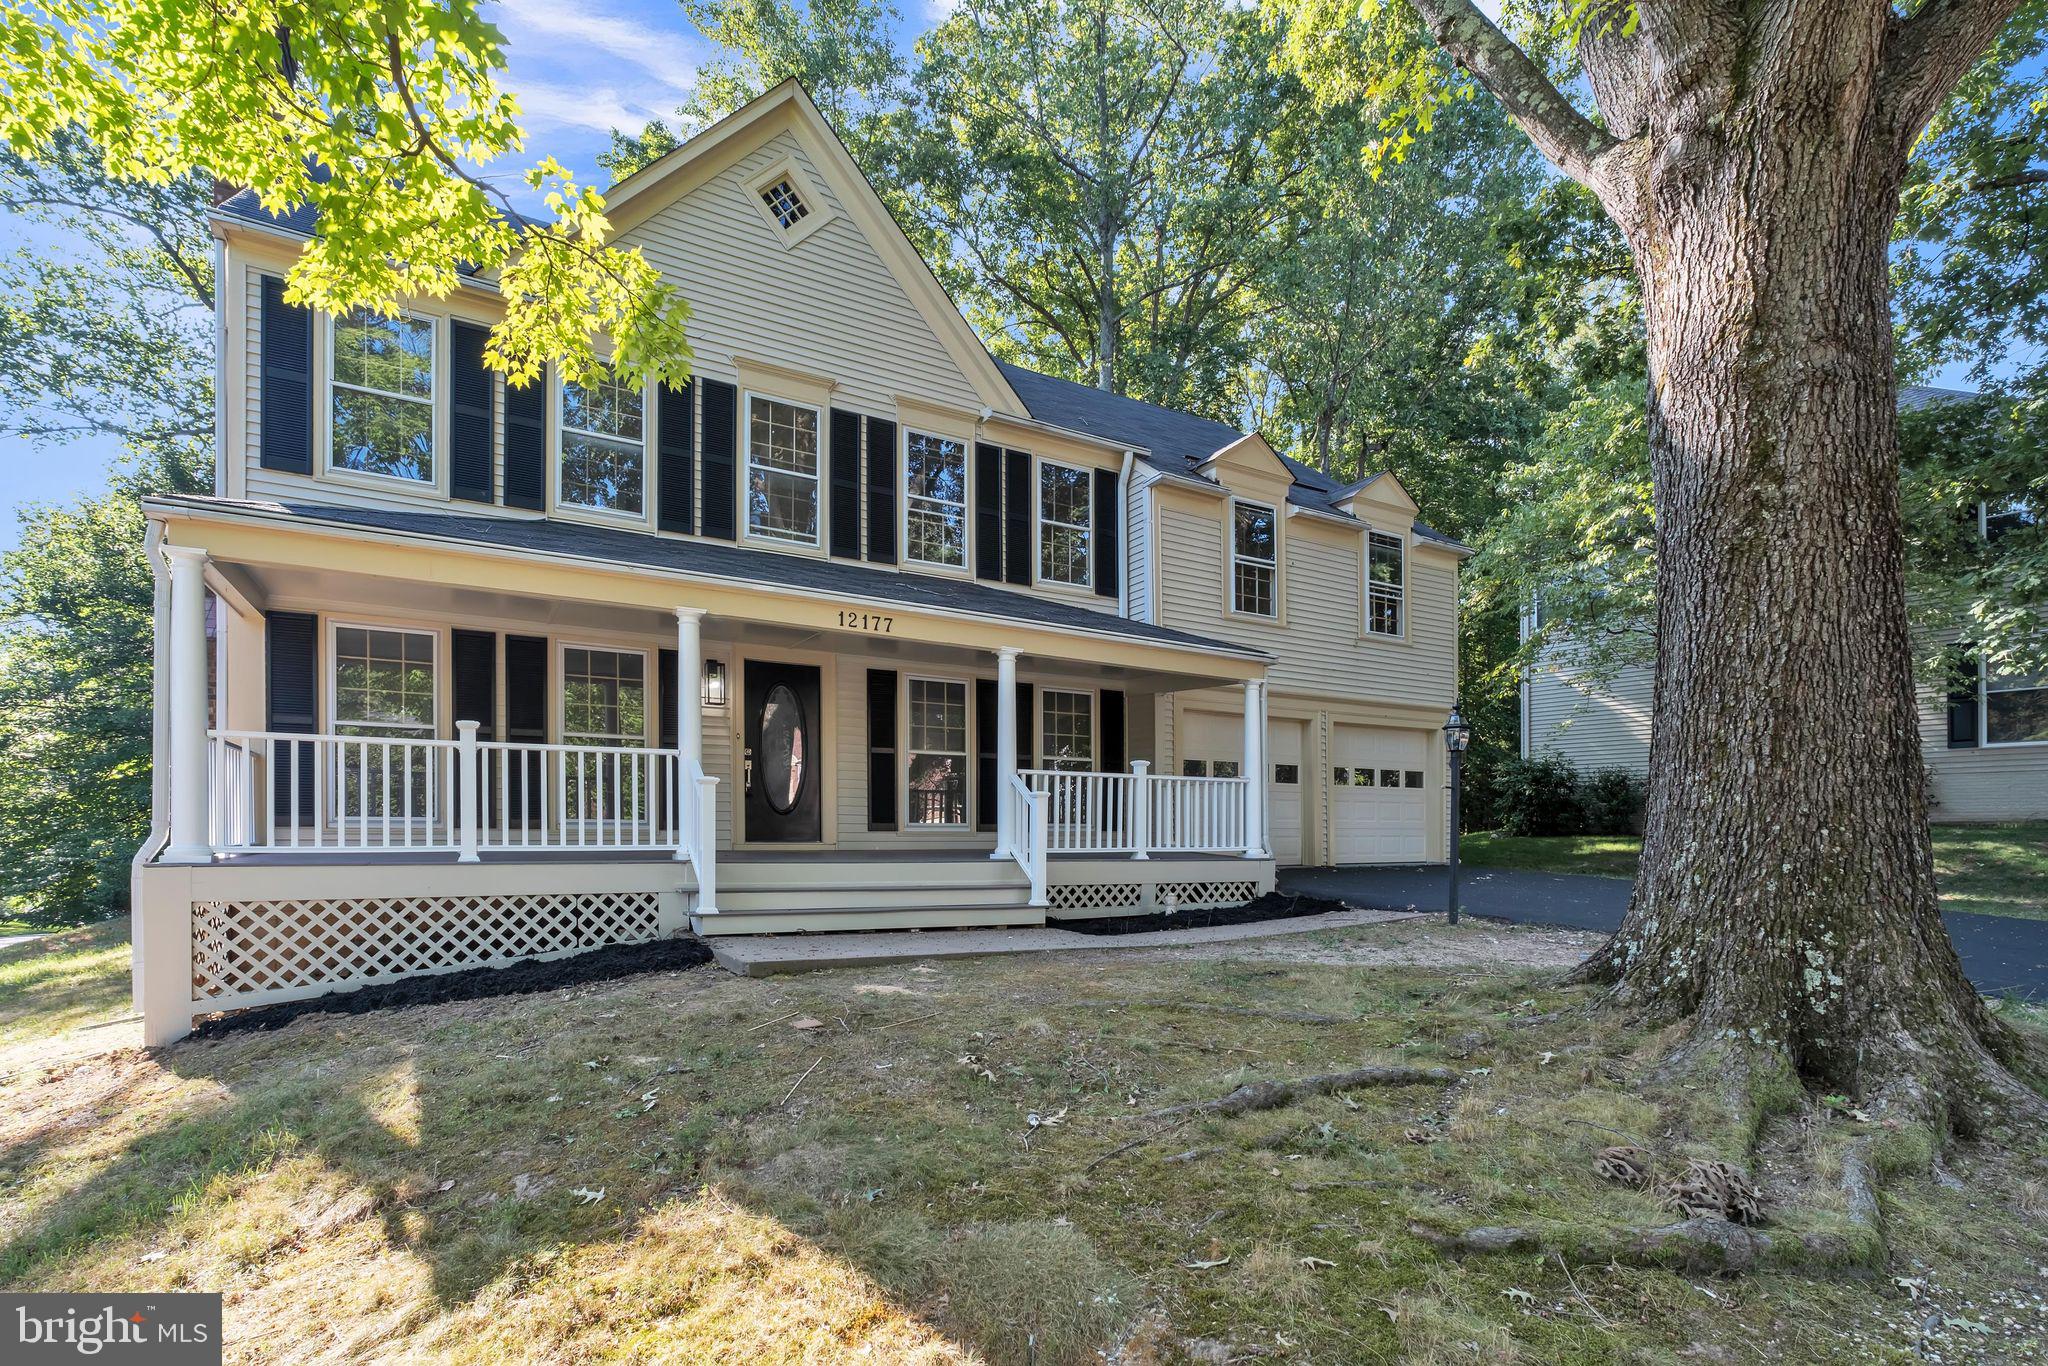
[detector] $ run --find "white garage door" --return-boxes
[1331,725,1429,864]
[1266,718,1306,865]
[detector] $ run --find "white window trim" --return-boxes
[1980,662,2048,749]
[324,618,445,828]
[1033,456,1096,593]
[741,390,827,555]
[743,156,838,250]
[1227,497,1280,621]
[551,363,653,528]
[556,641,654,748]
[321,307,445,495]
[1036,686,1099,771]
[901,427,971,576]
[904,673,972,829]
[1366,529,1407,640]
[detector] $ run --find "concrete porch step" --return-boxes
[713,879,1031,912]
[692,902,1045,936]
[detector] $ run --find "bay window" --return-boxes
[330,308,434,483]
[907,677,968,826]
[559,366,645,515]
[906,431,968,568]
[746,395,821,544]
[1039,460,1093,587]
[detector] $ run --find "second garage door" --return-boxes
[1330,725,1429,864]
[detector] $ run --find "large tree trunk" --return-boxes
[1557,8,2044,1124]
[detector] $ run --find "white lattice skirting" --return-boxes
[191,892,662,1006]
[1047,878,1262,916]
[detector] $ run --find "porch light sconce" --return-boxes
[702,659,728,708]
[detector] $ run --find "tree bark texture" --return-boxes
[1415,0,2041,1118]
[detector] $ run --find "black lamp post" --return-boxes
[1444,705,1471,926]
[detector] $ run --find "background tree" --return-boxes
[1,0,690,389]
[1269,0,2047,1130]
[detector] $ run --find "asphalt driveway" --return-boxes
[1279,864,2048,1000]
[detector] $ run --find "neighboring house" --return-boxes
[1521,385,2046,822]
[130,81,1470,1044]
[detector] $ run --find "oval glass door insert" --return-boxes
[760,683,807,814]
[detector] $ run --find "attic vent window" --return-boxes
[760,178,810,230]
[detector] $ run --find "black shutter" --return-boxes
[1101,689,1126,772]
[830,409,863,558]
[700,379,737,540]
[503,367,547,510]
[258,275,313,474]
[974,443,1004,581]
[1016,682,1034,768]
[867,669,898,829]
[450,321,495,502]
[1946,645,1981,749]
[975,677,998,831]
[1004,449,1031,584]
[866,417,898,564]
[1093,467,1120,599]
[657,380,696,535]
[451,629,496,739]
[505,634,548,820]
[265,610,317,822]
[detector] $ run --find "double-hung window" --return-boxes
[1985,659,2048,744]
[561,646,649,825]
[907,677,968,826]
[559,366,645,515]
[1985,495,2041,543]
[1040,690,1094,771]
[1368,531,1405,636]
[331,309,434,483]
[332,625,437,820]
[905,431,968,568]
[1039,461,1093,587]
[747,396,821,545]
[1232,501,1277,617]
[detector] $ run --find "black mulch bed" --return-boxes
[191,937,714,1040]
[1054,890,1352,937]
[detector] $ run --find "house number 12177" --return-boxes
[838,609,894,633]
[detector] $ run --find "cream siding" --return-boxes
[1523,658,1653,774]
[1154,503,1458,707]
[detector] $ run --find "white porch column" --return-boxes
[1241,679,1265,859]
[161,544,212,864]
[674,608,705,863]
[993,646,1021,859]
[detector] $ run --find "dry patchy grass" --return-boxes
[2,918,2045,1363]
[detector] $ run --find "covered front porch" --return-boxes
[134,496,1275,1041]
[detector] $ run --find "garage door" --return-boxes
[1331,725,1429,864]
[1266,718,1306,865]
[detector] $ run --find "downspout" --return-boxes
[1117,449,1136,620]
[130,519,172,1008]
[211,234,228,498]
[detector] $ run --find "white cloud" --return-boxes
[493,0,704,95]
[511,80,670,135]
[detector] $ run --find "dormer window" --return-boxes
[1232,501,1277,617]
[759,177,810,230]
[1368,531,1405,636]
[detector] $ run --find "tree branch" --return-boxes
[1408,0,1623,193]
[1964,167,2048,194]
[1883,0,2031,154]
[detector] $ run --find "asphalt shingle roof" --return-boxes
[156,496,1270,659]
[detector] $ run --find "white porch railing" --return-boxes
[204,729,719,899]
[1023,764,1249,857]
[1007,772,1049,906]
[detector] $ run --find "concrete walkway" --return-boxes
[1281,865,2048,1001]
[709,906,1413,976]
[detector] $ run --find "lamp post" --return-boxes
[1443,705,1471,926]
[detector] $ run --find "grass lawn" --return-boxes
[3,921,2047,1362]
[1463,822,2048,919]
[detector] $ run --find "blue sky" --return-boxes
[0,0,2000,554]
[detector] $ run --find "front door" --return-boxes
[743,661,823,843]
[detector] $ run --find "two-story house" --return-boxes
[1523,385,2046,821]
[131,81,1470,1043]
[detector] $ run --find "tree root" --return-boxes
[1143,1064,1455,1120]
[1407,1215,1874,1276]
